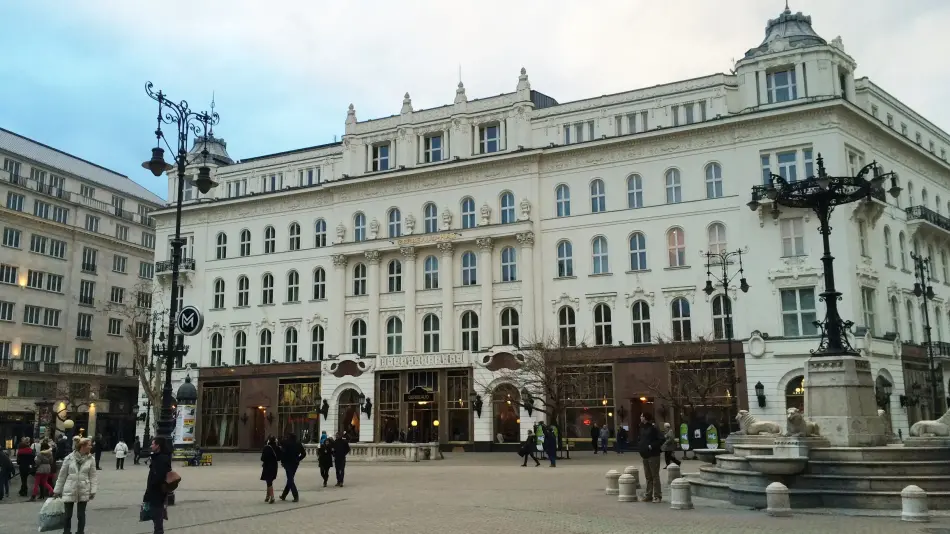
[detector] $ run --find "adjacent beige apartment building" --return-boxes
[0,127,163,446]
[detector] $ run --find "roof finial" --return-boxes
[401,92,413,114]
[208,91,216,134]
[784,0,790,13]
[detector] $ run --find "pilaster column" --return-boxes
[757,70,767,105]
[793,63,805,98]
[331,254,348,354]
[365,250,381,356]
[476,237,494,348]
[516,232,535,345]
[438,242,455,351]
[400,247,417,353]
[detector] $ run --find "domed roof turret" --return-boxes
[744,5,826,59]
[176,374,198,404]
[187,134,233,166]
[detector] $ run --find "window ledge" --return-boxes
[233,305,250,310]
[284,301,301,305]
[664,266,692,271]
[308,299,328,303]
[885,263,896,270]
[780,255,808,260]
[75,336,92,341]
[625,269,652,275]
[210,307,225,312]
[107,333,121,337]
[902,269,913,275]
[258,303,276,308]
[589,273,613,278]
[387,290,405,294]
[554,276,577,280]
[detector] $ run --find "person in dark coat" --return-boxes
[133,437,142,465]
[519,431,540,467]
[143,437,172,534]
[332,433,350,487]
[260,436,280,503]
[0,442,14,501]
[616,426,628,454]
[637,412,664,503]
[16,438,34,496]
[93,434,103,470]
[590,424,599,454]
[543,425,557,467]
[279,433,306,502]
[317,438,334,487]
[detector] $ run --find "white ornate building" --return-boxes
[144,7,950,449]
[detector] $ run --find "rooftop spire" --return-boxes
[454,81,467,104]
[401,92,413,114]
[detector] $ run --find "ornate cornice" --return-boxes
[306,313,328,328]
[476,237,494,251]
[437,242,454,255]
[585,292,617,311]
[551,293,580,313]
[332,254,348,267]
[661,285,696,304]
[399,246,417,260]
[624,275,656,307]
[364,250,381,264]
[516,232,535,247]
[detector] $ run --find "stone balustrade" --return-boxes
[304,442,441,462]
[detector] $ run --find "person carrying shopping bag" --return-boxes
[53,437,98,534]
[143,437,173,534]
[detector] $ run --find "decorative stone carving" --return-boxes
[400,246,417,260]
[229,322,250,335]
[661,286,696,304]
[748,330,767,358]
[331,254,348,268]
[892,334,903,359]
[206,322,226,339]
[405,214,416,235]
[516,232,534,247]
[364,250,381,264]
[879,409,895,437]
[551,293,580,313]
[336,222,346,241]
[625,276,656,307]
[454,81,467,104]
[436,242,454,255]
[254,319,276,334]
[586,292,617,311]
[785,408,820,437]
[369,218,380,240]
[909,410,950,437]
[736,410,781,436]
[519,198,531,220]
[441,208,453,230]
[475,237,493,251]
[480,203,492,226]
[768,256,822,294]
[516,67,530,91]
[859,328,873,358]
[855,258,879,289]
[401,92,413,114]
[345,103,356,125]
[306,313,328,328]
[831,35,845,52]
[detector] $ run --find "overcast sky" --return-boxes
[1,0,947,200]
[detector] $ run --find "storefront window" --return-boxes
[278,379,321,444]
[200,383,240,447]
[785,376,805,413]
[447,370,470,442]
[560,365,614,438]
[407,371,438,442]
[338,389,361,441]
[378,373,400,442]
[492,384,521,443]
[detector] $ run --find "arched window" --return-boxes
[388,208,402,238]
[492,384,521,444]
[500,192,515,224]
[215,232,227,260]
[461,251,477,286]
[929,246,937,281]
[423,255,439,289]
[501,308,520,346]
[592,236,609,274]
[286,270,299,302]
[593,303,613,346]
[354,213,366,242]
[556,184,571,217]
[289,222,301,251]
[629,232,647,271]
[627,174,643,209]
[884,226,893,266]
[423,314,440,353]
[314,219,327,248]
[237,275,249,307]
[213,278,225,309]
[261,273,274,305]
[705,163,723,199]
[557,240,574,277]
[424,203,439,233]
[460,197,475,228]
[284,327,298,362]
[899,231,908,270]
[707,223,727,255]
[922,188,929,208]
[558,306,577,347]
[264,226,276,254]
[667,227,686,267]
[234,331,247,365]
[239,229,251,256]
[461,311,479,351]
[386,317,403,355]
[259,329,272,364]
[785,376,805,413]
[671,297,691,341]
[353,263,367,296]
[210,333,223,367]
[590,179,606,213]
[500,246,517,282]
[942,250,949,282]
[665,169,682,204]
[906,299,916,343]
[908,181,915,206]
[351,319,367,356]
[313,267,326,300]
[890,296,900,336]
[337,389,362,442]
[631,301,651,344]
[712,295,732,340]
[311,325,325,361]
[388,259,402,292]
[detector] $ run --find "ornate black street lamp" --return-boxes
[142,83,218,441]
[703,247,750,429]
[910,252,942,414]
[747,154,900,356]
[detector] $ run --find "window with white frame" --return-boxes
[479,124,500,154]
[671,298,691,341]
[0,300,13,322]
[557,240,574,277]
[108,317,122,336]
[353,263,367,296]
[2,227,20,248]
[240,229,251,256]
[461,198,475,228]
[500,192,516,223]
[284,327,298,362]
[312,267,326,300]
[556,184,571,217]
[712,295,732,340]
[264,226,276,254]
[631,301,651,344]
[884,227,893,266]
[6,192,23,211]
[424,256,439,289]
[557,306,576,347]
[942,251,949,282]
[262,273,274,305]
[424,203,438,233]
[314,219,327,248]
[590,179,606,213]
[216,233,227,260]
[85,215,100,233]
[139,261,153,279]
[906,300,916,342]
[592,236,609,274]
[259,329,272,363]
[422,314,440,353]
[110,286,124,304]
[629,232,647,271]
[0,264,17,285]
[386,318,402,355]
[287,270,300,302]
[781,288,818,337]
[667,228,686,267]
[766,68,798,103]
[82,247,98,273]
[780,218,805,257]
[593,303,612,346]
[501,308,519,346]
[461,311,479,351]
[627,174,643,209]
[665,169,682,204]
[115,224,129,241]
[847,148,866,176]
[501,246,517,282]
[354,213,366,242]
[388,208,402,237]
[74,348,89,365]
[762,148,813,184]
[213,278,225,309]
[707,223,727,255]
[861,287,876,335]
[461,251,477,286]
[289,223,301,251]
[227,179,247,197]
[890,297,900,337]
[705,163,723,199]
[424,135,442,163]
[210,333,223,367]
[899,232,908,270]
[311,325,325,361]
[388,260,402,292]
[372,143,390,172]
[237,275,249,306]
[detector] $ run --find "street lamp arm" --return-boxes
[145,82,219,141]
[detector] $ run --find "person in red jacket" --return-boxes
[16,438,35,497]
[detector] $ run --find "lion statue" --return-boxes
[785,408,820,437]
[909,409,950,437]
[736,410,781,435]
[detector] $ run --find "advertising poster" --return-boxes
[706,424,719,449]
[679,422,689,451]
[174,404,196,446]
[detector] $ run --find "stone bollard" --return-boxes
[667,463,681,485]
[618,473,637,502]
[623,466,640,489]
[605,469,621,495]
[766,482,792,517]
[670,478,693,510]
[901,485,930,522]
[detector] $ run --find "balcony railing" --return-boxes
[2,359,134,376]
[156,258,196,274]
[906,206,950,234]
[931,342,950,359]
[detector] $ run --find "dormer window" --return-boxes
[261,173,282,193]
[424,135,442,163]
[479,124,499,154]
[372,143,390,172]
[766,69,797,103]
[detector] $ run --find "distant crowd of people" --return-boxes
[260,431,351,503]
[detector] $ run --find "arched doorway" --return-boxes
[784,376,805,413]
[492,384,521,443]
[337,389,361,441]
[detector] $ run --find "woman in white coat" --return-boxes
[54,438,98,534]
[114,439,129,470]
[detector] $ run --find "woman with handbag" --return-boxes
[260,436,279,503]
[143,437,173,534]
[53,437,98,534]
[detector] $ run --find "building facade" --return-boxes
[145,7,950,449]
[0,128,164,447]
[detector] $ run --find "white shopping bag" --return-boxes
[38,497,66,532]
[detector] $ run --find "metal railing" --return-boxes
[156,258,195,274]
[2,359,134,376]
[906,206,950,234]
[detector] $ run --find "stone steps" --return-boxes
[698,465,777,488]
[809,446,950,462]
[806,459,950,476]
[732,445,774,457]
[795,474,950,492]
[714,455,751,471]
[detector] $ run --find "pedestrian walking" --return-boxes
[260,436,279,503]
[599,425,609,454]
[543,425,558,467]
[662,422,681,468]
[637,412,664,503]
[114,439,129,470]
[93,435,103,471]
[132,437,142,465]
[0,442,13,501]
[279,433,305,502]
[53,437,98,534]
[143,437,172,534]
[616,425,628,454]
[16,437,34,496]
[317,438,333,487]
[319,430,328,445]
[519,431,540,467]
[31,441,55,501]
[590,423,599,454]
[332,433,350,487]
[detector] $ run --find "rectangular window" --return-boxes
[671,105,680,127]
[6,192,24,211]
[31,235,49,254]
[142,233,155,249]
[4,158,22,179]
[847,148,865,176]
[85,215,100,232]
[77,313,93,338]
[685,104,695,124]
[108,318,122,336]
[479,124,499,154]
[861,287,876,335]
[227,179,247,197]
[761,154,772,184]
[79,280,95,306]
[573,123,584,143]
[33,199,50,219]
[563,124,571,144]
[113,255,127,273]
[106,352,120,374]
[699,101,707,122]
[424,135,442,163]
[627,113,637,134]
[372,143,390,172]
[767,69,798,103]
[0,264,17,285]
[43,308,60,327]
[781,288,818,337]
[780,217,805,257]
[80,184,95,198]
[17,379,56,397]
[47,273,63,293]
[81,247,98,273]
[27,269,44,290]
[23,305,42,325]
[111,195,125,213]
[2,227,20,248]
[614,115,622,136]
[75,348,90,365]
[136,291,152,309]
[803,148,814,178]
[777,151,798,182]
[115,224,129,241]
[640,111,649,131]
[139,261,154,279]
[51,206,67,223]
[587,120,595,140]
[0,300,13,321]
[110,286,125,304]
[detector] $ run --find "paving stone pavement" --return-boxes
[2,453,949,533]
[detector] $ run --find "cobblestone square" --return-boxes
[2,453,949,533]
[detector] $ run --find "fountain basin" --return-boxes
[746,455,807,475]
[694,449,728,464]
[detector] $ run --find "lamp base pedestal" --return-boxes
[805,355,888,447]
